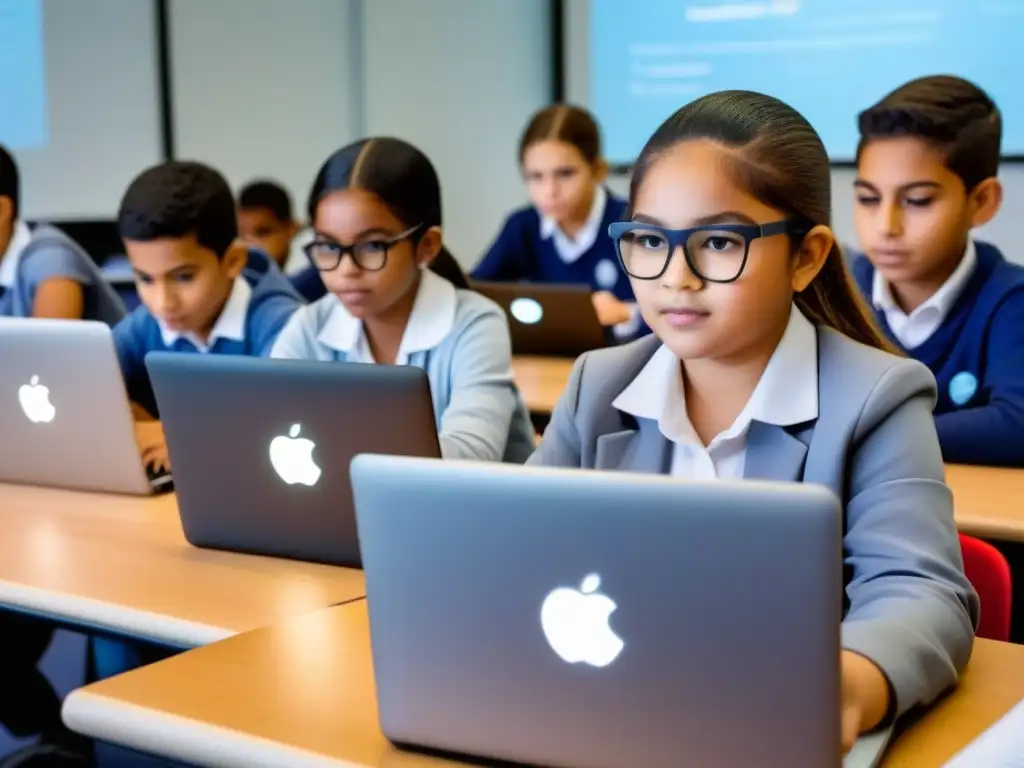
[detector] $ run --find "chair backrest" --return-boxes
[959,534,1012,642]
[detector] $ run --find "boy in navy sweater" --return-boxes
[851,75,1024,466]
[473,105,644,340]
[237,178,327,303]
[114,161,303,471]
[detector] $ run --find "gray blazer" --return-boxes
[530,328,979,720]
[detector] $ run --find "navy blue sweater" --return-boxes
[113,249,303,417]
[852,241,1024,466]
[472,192,635,303]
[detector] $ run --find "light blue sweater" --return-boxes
[271,271,535,464]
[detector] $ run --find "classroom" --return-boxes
[2,0,1024,766]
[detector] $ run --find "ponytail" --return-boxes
[429,245,469,289]
[794,241,900,354]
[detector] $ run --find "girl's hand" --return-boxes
[840,650,891,753]
[591,291,632,326]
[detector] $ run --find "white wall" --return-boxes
[361,0,551,265]
[168,0,361,219]
[15,0,163,220]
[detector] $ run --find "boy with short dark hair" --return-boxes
[237,179,299,268]
[851,75,1024,466]
[114,161,303,470]
[0,143,124,324]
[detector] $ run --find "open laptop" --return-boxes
[146,353,441,567]
[0,317,171,495]
[472,281,607,357]
[351,455,858,768]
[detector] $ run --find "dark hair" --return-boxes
[0,144,19,219]
[631,90,894,352]
[857,75,1001,191]
[307,137,468,289]
[239,179,294,223]
[118,160,237,258]
[518,104,602,165]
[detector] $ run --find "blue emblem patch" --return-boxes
[949,371,978,407]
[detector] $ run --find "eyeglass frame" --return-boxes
[301,223,425,273]
[607,218,812,284]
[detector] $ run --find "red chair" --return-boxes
[959,534,1012,642]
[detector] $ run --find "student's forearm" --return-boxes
[32,278,84,319]
[935,406,1024,466]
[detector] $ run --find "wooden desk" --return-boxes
[946,464,1024,543]
[511,355,573,414]
[62,601,1024,768]
[0,484,365,647]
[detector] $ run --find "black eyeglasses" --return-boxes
[302,223,424,272]
[608,219,810,283]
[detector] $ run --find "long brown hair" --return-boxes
[518,104,602,165]
[630,90,896,353]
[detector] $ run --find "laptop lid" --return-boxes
[472,281,607,357]
[351,455,844,768]
[147,353,441,567]
[0,317,152,495]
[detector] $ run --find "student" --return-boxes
[472,105,643,339]
[0,144,124,324]
[271,137,535,463]
[237,179,300,269]
[113,160,303,471]
[530,90,977,753]
[238,179,327,303]
[851,76,1024,467]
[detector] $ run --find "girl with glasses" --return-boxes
[271,137,534,464]
[529,91,977,753]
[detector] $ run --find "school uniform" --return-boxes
[0,221,125,325]
[531,305,979,722]
[113,248,303,417]
[271,268,536,464]
[473,187,645,339]
[852,240,1024,466]
[289,264,327,303]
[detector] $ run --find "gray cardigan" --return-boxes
[530,328,979,720]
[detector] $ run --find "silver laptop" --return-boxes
[351,455,847,768]
[146,353,441,567]
[471,281,608,357]
[0,317,167,495]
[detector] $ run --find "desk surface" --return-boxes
[0,484,365,647]
[511,355,573,414]
[945,464,1024,543]
[63,600,1024,768]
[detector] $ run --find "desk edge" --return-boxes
[63,691,356,768]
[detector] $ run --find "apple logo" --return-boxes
[18,375,56,424]
[510,297,543,325]
[268,423,321,487]
[540,573,623,668]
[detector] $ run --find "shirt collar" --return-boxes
[316,269,458,363]
[540,186,607,264]
[159,276,252,352]
[612,304,819,446]
[871,239,977,319]
[0,221,33,288]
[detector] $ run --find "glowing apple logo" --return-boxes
[540,573,623,668]
[268,423,321,486]
[510,297,543,325]
[18,375,56,424]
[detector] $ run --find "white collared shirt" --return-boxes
[540,185,607,265]
[871,240,976,349]
[612,304,819,480]
[0,221,33,288]
[315,268,457,364]
[159,276,252,352]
